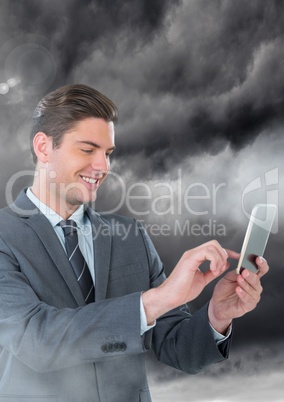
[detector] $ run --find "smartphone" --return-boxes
[236,204,277,274]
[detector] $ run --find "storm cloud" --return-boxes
[146,340,284,401]
[1,1,284,171]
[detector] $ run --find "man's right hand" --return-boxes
[142,240,231,325]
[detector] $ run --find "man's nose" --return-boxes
[91,151,110,173]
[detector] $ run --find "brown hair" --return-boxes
[30,84,118,163]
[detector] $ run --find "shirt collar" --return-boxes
[26,187,85,229]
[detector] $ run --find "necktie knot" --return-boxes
[60,220,78,237]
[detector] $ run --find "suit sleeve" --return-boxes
[136,220,232,374]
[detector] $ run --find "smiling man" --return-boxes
[0,84,268,402]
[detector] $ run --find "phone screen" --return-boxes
[236,204,277,274]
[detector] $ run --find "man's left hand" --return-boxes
[208,252,269,334]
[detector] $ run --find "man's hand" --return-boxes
[142,240,231,325]
[208,255,269,334]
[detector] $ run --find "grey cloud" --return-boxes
[0,0,181,80]
[2,0,284,177]
[70,0,284,179]
[111,0,284,175]
[147,342,284,401]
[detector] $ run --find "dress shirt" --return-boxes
[27,188,94,281]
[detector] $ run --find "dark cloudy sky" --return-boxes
[0,0,284,400]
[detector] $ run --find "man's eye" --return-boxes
[81,149,93,154]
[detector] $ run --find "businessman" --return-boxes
[0,84,268,401]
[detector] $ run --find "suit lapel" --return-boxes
[13,190,113,304]
[14,191,85,306]
[86,208,112,302]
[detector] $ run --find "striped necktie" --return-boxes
[60,220,94,304]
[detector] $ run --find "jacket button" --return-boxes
[108,343,114,352]
[101,342,127,353]
[113,343,120,352]
[101,344,108,353]
[120,342,127,351]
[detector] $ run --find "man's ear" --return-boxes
[33,132,52,163]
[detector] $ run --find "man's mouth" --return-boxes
[81,176,100,185]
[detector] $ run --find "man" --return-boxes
[0,84,268,402]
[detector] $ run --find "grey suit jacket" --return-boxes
[0,190,231,402]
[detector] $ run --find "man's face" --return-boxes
[44,117,115,212]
